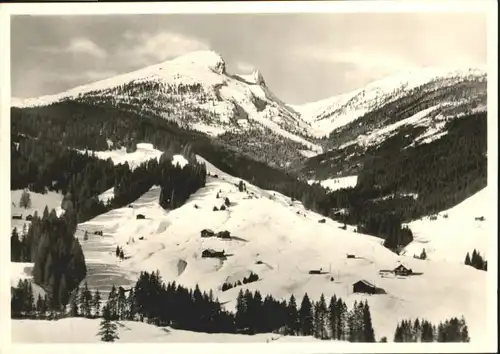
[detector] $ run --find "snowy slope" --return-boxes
[11,51,321,155]
[10,262,47,299]
[79,143,187,203]
[291,67,487,138]
[10,190,65,300]
[307,176,358,192]
[404,186,491,264]
[30,147,487,343]
[12,318,324,343]
[11,190,65,231]
[77,143,188,171]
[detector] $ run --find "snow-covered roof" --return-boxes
[354,279,376,288]
[394,263,411,270]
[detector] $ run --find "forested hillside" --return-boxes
[11,102,330,215]
[10,95,488,256]
[317,112,487,250]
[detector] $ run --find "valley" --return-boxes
[9,50,491,345]
[10,144,491,342]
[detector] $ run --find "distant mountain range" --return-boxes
[11,50,487,174]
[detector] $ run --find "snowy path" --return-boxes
[76,226,138,298]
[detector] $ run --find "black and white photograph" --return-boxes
[1,1,497,352]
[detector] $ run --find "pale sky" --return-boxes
[10,13,487,104]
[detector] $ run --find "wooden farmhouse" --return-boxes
[200,229,215,238]
[353,280,377,294]
[393,264,413,276]
[201,249,225,258]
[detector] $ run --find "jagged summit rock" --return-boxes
[169,50,227,75]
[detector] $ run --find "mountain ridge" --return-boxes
[11,50,486,142]
[10,50,488,177]
[11,50,321,157]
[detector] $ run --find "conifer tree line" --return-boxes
[12,101,330,225]
[11,140,206,308]
[12,136,207,225]
[11,102,331,217]
[10,208,86,308]
[11,270,377,342]
[11,279,41,318]
[393,317,470,342]
[11,101,487,255]
[464,249,487,271]
[221,272,259,291]
[115,246,125,260]
[313,112,486,252]
[11,269,472,343]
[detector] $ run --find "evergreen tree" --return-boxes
[11,227,21,262]
[336,299,348,341]
[313,294,328,339]
[42,206,49,220]
[347,301,357,342]
[127,288,135,320]
[84,231,89,241]
[298,293,314,336]
[58,276,69,308]
[471,249,478,267]
[394,322,403,342]
[465,252,471,266]
[421,320,435,342]
[69,290,79,317]
[94,290,102,318]
[117,286,127,320]
[11,280,25,318]
[25,281,35,314]
[286,294,300,335]
[235,289,247,329]
[420,248,427,260]
[19,189,32,209]
[107,285,118,320]
[98,305,119,342]
[412,318,421,342]
[79,284,88,317]
[362,300,376,342]
[83,282,93,317]
[459,316,470,342]
[36,294,44,314]
[327,295,337,340]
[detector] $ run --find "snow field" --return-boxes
[11,189,65,231]
[50,152,490,342]
[404,185,491,264]
[11,317,325,343]
[308,176,358,192]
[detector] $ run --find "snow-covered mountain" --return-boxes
[11,51,487,174]
[291,67,487,139]
[11,51,321,160]
[296,67,487,181]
